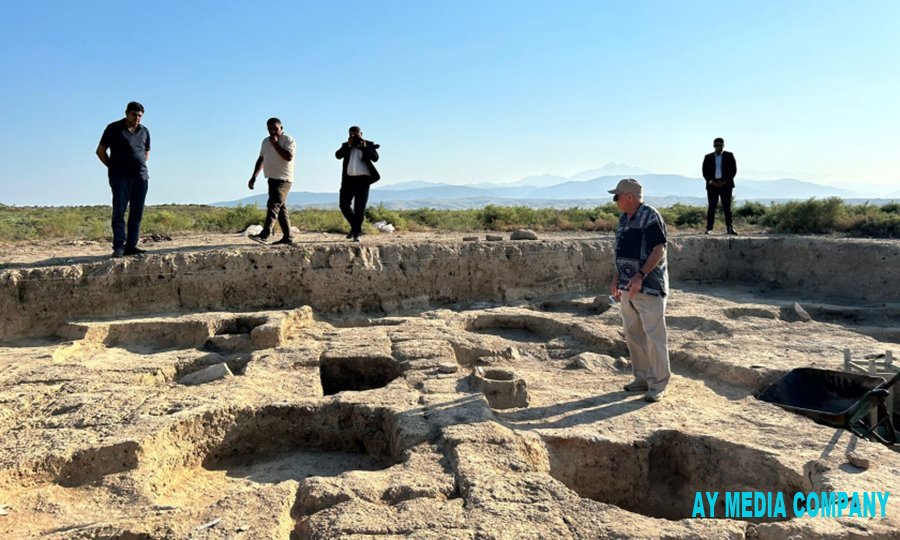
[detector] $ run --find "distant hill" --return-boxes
[570,162,652,180]
[212,167,883,210]
[376,181,448,191]
[508,174,570,187]
[740,178,859,199]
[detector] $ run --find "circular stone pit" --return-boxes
[471,367,529,409]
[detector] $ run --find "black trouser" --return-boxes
[706,185,734,231]
[262,178,292,239]
[339,176,371,236]
[109,175,148,250]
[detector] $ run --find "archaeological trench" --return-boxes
[0,233,899,539]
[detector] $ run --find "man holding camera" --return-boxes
[335,126,380,242]
[248,117,296,245]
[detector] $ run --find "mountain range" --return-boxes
[213,164,895,210]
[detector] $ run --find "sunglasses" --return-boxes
[614,193,630,202]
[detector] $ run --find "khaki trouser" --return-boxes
[620,292,671,391]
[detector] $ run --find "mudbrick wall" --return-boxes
[2,236,899,340]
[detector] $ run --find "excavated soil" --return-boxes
[1,232,899,539]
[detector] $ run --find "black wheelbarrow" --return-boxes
[757,368,900,445]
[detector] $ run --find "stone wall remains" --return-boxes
[2,236,898,340]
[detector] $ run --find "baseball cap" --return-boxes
[608,178,643,196]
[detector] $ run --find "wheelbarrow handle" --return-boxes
[876,370,900,391]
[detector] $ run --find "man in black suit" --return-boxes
[335,126,380,242]
[701,137,738,235]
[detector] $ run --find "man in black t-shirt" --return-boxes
[96,101,151,258]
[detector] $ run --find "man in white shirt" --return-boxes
[248,117,296,245]
[335,126,380,242]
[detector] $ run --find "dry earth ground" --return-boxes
[0,232,898,539]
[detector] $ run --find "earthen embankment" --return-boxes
[2,235,898,340]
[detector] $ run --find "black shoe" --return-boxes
[272,237,294,245]
[345,232,354,239]
[111,248,125,259]
[248,234,269,244]
[623,380,649,392]
[704,230,712,235]
[352,235,360,243]
[727,228,739,235]
[123,246,146,256]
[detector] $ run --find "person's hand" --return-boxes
[610,282,621,302]
[248,178,255,190]
[269,134,280,144]
[627,274,643,299]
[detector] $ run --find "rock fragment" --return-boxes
[178,363,233,386]
[438,362,459,374]
[463,236,479,241]
[846,451,871,470]
[510,229,539,240]
[793,302,812,321]
[485,234,504,241]
[591,294,613,312]
[567,352,623,372]
[196,518,222,530]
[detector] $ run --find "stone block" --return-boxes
[510,229,539,240]
[178,362,233,386]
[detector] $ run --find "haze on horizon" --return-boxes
[1,1,898,206]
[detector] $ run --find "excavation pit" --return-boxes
[141,403,400,499]
[207,448,386,484]
[319,356,403,395]
[199,406,395,482]
[544,431,807,522]
[213,315,268,336]
[468,313,554,343]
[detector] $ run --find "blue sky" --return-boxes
[1,1,897,205]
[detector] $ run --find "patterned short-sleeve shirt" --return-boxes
[614,203,669,296]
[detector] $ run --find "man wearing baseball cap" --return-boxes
[608,178,671,402]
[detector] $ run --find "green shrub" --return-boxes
[763,197,846,234]
[667,204,705,227]
[735,201,767,222]
[210,204,266,232]
[297,209,351,233]
[364,204,407,230]
[881,202,900,214]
